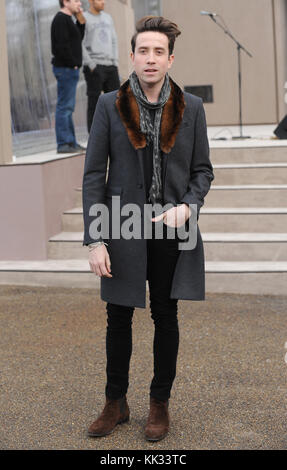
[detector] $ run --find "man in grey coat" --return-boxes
[82,16,214,441]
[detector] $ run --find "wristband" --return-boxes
[88,241,108,252]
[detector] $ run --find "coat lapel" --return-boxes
[115,77,186,154]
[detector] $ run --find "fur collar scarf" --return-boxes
[115,77,186,154]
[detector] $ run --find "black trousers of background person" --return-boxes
[105,223,181,402]
[83,64,120,133]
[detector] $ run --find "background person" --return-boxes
[51,0,86,153]
[82,0,120,132]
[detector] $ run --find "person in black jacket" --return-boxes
[51,0,86,153]
[83,16,214,442]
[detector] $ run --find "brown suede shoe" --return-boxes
[144,397,170,441]
[87,396,130,437]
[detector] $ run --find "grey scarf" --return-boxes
[129,71,171,204]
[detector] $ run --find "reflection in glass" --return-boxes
[6,0,88,157]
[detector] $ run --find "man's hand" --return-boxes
[75,8,86,24]
[89,245,112,278]
[151,204,191,228]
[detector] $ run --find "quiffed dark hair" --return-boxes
[131,16,181,56]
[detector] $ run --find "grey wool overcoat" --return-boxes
[82,77,214,308]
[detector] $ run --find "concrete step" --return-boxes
[49,232,87,259]
[62,207,287,233]
[205,185,287,207]
[0,259,286,295]
[213,163,287,185]
[48,231,287,261]
[75,188,82,207]
[0,259,98,288]
[76,184,287,208]
[204,232,287,261]
[209,144,287,164]
[205,261,287,295]
[62,207,84,231]
[199,207,287,232]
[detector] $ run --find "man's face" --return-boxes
[64,0,82,14]
[89,0,105,12]
[131,31,174,87]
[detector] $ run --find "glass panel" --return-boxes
[131,0,162,22]
[6,0,88,157]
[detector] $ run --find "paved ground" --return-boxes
[0,285,286,450]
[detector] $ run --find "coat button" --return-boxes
[137,183,143,188]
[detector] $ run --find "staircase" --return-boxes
[202,145,287,295]
[1,143,287,295]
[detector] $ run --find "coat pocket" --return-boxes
[177,124,192,135]
[105,185,122,198]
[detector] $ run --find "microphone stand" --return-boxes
[206,14,252,140]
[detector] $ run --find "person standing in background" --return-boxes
[82,0,120,132]
[51,0,86,153]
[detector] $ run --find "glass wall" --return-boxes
[5,0,162,157]
[131,0,162,22]
[6,0,89,157]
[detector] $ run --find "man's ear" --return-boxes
[168,54,175,69]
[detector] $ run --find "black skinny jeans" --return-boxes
[105,223,181,401]
[83,64,120,133]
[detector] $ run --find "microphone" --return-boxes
[200,10,217,17]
